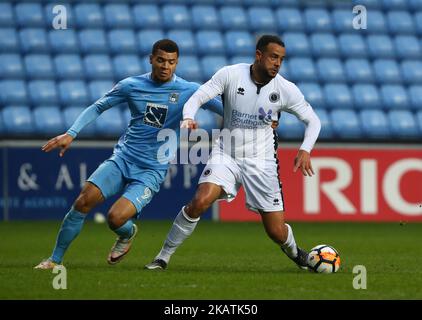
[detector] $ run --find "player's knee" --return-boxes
[107,210,125,229]
[73,193,95,213]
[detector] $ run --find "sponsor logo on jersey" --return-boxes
[269,92,280,103]
[143,103,168,128]
[168,92,179,104]
[237,87,245,95]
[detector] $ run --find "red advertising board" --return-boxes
[219,147,422,221]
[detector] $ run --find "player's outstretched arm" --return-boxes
[41,133,74,157]
[294,149,314,177]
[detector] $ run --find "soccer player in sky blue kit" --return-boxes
[34,39,223,269]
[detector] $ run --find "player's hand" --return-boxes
[180,118,198,130]
[293,149,315,177]
[41,133,74,157]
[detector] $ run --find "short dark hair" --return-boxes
[152,39,179,57]
[256,35,285,52]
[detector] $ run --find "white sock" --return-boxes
[281,223,298,259]
[156,206,200,263]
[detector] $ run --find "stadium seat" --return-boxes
[63,106,96,137]
[33,106,65,136]
[283,32,310,57]
[54,54,84,80]
[382,0,408,10]
[0,29,19,53]
[104,4,133,29]
[359,110,390,139]
[380,84,409,110]
[352,84,381,109]
[345,59,374,83]
[196,31,225,56]
[366,35,395,59]
[276,111,305,139]
[96,108,124,138]
[365,10,387,34]
[0,80,28,105]
[316,58,345,83]
[338,34,367,58]
[243,0,273,6]
[108,29,137,54]
[314,108,333,139]
[407,85,422,110]
[191,5,219,30]
[279,60,290,80]
[331,9,354,33]
[1,106,34,136]
[48,30,79,54]
[330,109,362,139]
[248,7,277,33]
[352,0,382,9]
[409,0,422,10]
[0,54,24,79]
[373,59,401,84]
[304,8,332,32]
[28,80,59,106]
[0,3,14,27]
[388,110,420,139]
[113,55,144,81]
[24,54,54,80]
[401,60,422,85]
[324,84,354,109]
[176,55,202,82]
[195,108,219,135]
[162,5,191,29]
[387,11,414,35]
[287,58,317,82]
[394,36,421,60]
[19,28,49,53]
[44,3,74,30]
[415,12,422,36]
[74,4,104,28]
[230,56,253,65]
[167,30,196,55]
[219,6,248,30]
[297,82,325,109]
[200,56,228,81]
[83,55,113,80]
[15,3,45,27]
[79,30,108,54]
[275,8,304,32]
[309,33,339,58]
[58,81,89,106]
[138,30,165,55]
[225,31,254,57]
[133,4,161,29]
[88,81,114,102]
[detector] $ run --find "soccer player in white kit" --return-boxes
[145,35,321,270]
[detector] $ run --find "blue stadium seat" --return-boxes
[407,85,422,110]
[96,108,124,138]
[0,54,24,79]
[177,55,202,82]
[167,30,196,55]
[24,54,54,80]
[44,3,74,30]
[304,8,332,33]
[409,0,422,10]
[324,84,354,109]
[331,9,354,33]
[63,106,96,137]
[388,110,419,139]
[58,81,89,106]
[330,109,362,139]
[310,33,339,58]
[219,7,248,30]
[277,112,305,139]
[15,3,45,27]
[28,80,59,106]
[230,56,253,65]
[191,5,219,30]
[373,59,401,84]
[0,80,28,105]
[225,31,255,57]
[19,29,49,53]
[298,82,325,109]
[394,36,421,59]
[48,30,78,54]
[288,58,317,82]
[196,31,225,56]
[316,58,345,83]
[84,55,113,80]
[88,81,114,102]
[108,29,137,54]
[382,0,408,10]
[54,55,84,80]
[113,55,144,81]
[0,3,14,27]
[33,106,65,136]
[138,30,164,55]
[243,0,273,6]
[195,108,219,135]
[133,4,161,29]
[387,11,415,35]
[0,29,19,53]
[415,12,422,36]
[162,5,191,29]
[401,60,422,85]
[352,84,381,110]
[352,0,382,9]
[248,7,277,33]
[380,85,409,110]
[74,4,104,28]
[345,59,374,83]
[200,56,228,81]
[275,8,304,32]
[366,35,395,59]
[338,34,367,58]
[283,32,310,57]
[79,30,108,54]
[1,106,34,136]
[365,10,387,34]
[279,60,289,80]
[104,4,133,28]
[313,109,333,139]
[359,110,390,139]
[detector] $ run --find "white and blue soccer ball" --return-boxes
[307,244,341,274]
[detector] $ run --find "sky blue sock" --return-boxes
[50,208,86,263]
[113,219,134,239]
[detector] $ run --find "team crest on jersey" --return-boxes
[168,92,179,104]
[269,92,280,103]
[143,103,168,128]
[203,169,212,177]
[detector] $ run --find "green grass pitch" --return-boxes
[0,220,421,300]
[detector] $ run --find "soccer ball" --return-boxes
[307,244,341,274]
